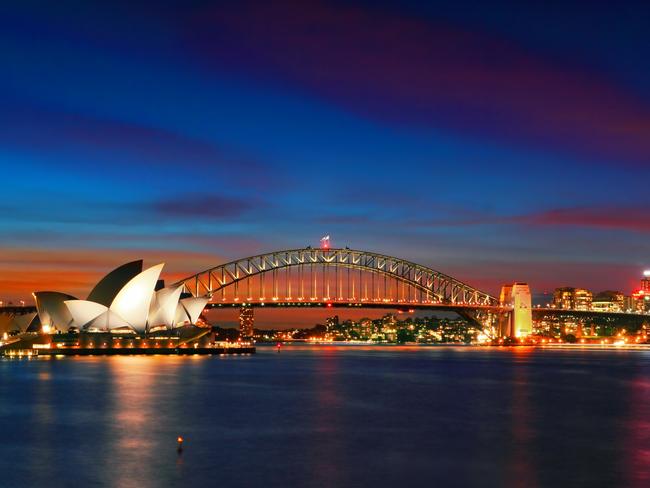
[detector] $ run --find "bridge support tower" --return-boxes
[500,283,533,338]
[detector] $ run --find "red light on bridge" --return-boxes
[326,303,332,308]
[320,235,331,249]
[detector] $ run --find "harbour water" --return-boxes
[1,345,650,487]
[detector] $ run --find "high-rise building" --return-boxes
[553,287,592,310]
[553,288,573,310]
[500,283,532,337]
[239,306,254,339]
[574,289,592,310]
[631,272,650,312]
[641,271,650,293]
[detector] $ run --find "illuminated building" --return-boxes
[574,289,593,310]
[631,291,650,312]
[553,288,574,310]
[627,271,650,312]
[592,291,624,312]
[239,306,254,339]
[32,260,208,334]
[553,287,592,310]
[500,283,532,337]
[642,271,650,293]
[325,315,339,331]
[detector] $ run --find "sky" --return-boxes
[1,0,650,326]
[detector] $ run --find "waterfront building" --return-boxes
[631,291,650,312]
[325,315,339,332]
[553,287,593,310]
[631,271,650,312]
[642,271,650,293]
[359,318,373,338]
[621,272,650,313]
[592,291,624,312]
[239,306,254,339]
[553,288,572,309]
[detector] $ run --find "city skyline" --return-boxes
[3,0,650,309]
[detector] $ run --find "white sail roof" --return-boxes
[85,309,132,332]
[149,285,184,329]
[65,300,109,328]
[173,302,189,327]
[87,260,143,306]
[180,297,209,325]
[110,263,164,334]
[34,291,76,330]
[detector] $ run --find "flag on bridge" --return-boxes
[320,235,331,249]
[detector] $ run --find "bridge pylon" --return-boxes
[497,310,514,337]
[499,283,533,338]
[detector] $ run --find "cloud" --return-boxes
[372,204,650,234]
[316,215,370,225]
[509,206,650,232]
[150,194,261,219]
[0,103,270,178]
[185,0,650,165]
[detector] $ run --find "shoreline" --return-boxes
[258,341,650,350]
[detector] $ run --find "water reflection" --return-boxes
[626,375,650,487]
[308,347,343,487]
[506,350,538,488]
[105,357,162,488]
[2,348,650,487]
[26,360,56,483]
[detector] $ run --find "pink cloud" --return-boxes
[186,0,650,164]
[510,206,650,232]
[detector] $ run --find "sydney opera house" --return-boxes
[10,260,208,335]
[37,260,208,334]
[0,261,255,356]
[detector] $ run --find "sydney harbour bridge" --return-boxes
[171,247,648,338]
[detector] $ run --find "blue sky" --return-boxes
[2,0,650,311]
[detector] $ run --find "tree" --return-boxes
[564,334,578,343]
[396,328,415,343]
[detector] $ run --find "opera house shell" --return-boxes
[31,261,208,334]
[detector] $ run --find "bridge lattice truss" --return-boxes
[175,248,498,307]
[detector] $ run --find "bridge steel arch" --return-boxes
[174,248,499,307]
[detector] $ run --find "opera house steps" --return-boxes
[1,329,255,357]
